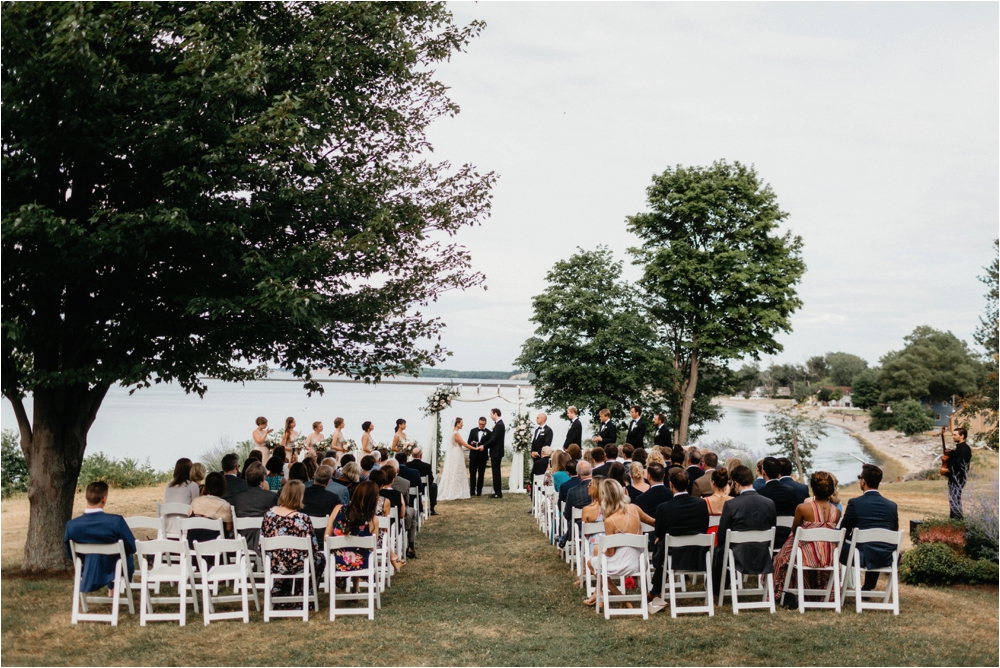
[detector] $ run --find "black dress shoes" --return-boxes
[490,493,502,499]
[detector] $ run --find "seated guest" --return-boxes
[324,481,380,579]
[633,463,672,518]
[302,465,340,518]
[557,459,580,504]
[377,466,405,518]
[773,471,841,602]
[370,451,382,471]
[705,468,731,545]
[340,462,361,497]
[231,461,278,552]
[577,475,606,586]
[221,453,248,500]
[692,451,720,497]
[532,445,552,478]
[190,463,207,494]
[548,451,570,490]
[564,443,582,462]
[409,447,438,516]
[646,449,665,471]
[625,462,649,502]
[64,481,136,594]
[631,447,647,467]
[778,457,810,504]
[288,462,309,486]
[667,445,685,472]
[590,447,609,478]
[264,455,285,492]
[241,450,263,479]
[752,459,766,491]
[262,480,325,602]
[621,443,634,466]
[605,443,621,464]
[301,456,317,486]
[360,455,376,482]
[189,471,233,532]
[369,470,405,570]
[394,452,423,499]
[840,464,899,591]
[758,456,798,546]
[584,480,644,611]
[712,465,777,594]
[556,461,593,548]
[650,468,709,599]
[606,461,627,490]
[377,447,391,467]
[163,457,200,536]
[685,449,704,492]
[382,460,418,558]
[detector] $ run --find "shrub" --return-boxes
[1,429,29,497]
[77,452,171,489]
[962,470,999,562]
[914,518,966,550]
[200,437,257,474]
[890,399,935,436]
[899,542,996,586]
[869,406,895,431]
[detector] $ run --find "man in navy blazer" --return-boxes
[777,457,810,504]
[650,468,709,598]
[840,464,899,590]
[64,481,136,592]
[757,457,799,547]
[221,453,248,501]
[634,463,673,517]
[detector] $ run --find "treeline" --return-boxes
[416,369,527,380]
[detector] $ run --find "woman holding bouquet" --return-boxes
[330,417,349,462]
[304,421,325,460]
[280,416,299,452]
[360,421,375,455]
[391,419,409,453]
[252,416,273,462]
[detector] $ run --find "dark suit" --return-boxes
[530,424,553,459]
[558,476,582,505]
[232,486,278,553]
[222,473,248,501]
[409,457,437,512]
[564,418,583,448]
[480,419,506,497]
[591,462,611,479]
[634,484,673,518]
[398,463,423,512]
[686,466,704,494]
[467,427,490,496]
[758,479,798,547]
[752,477,765,492]
[653,423,673,448]
[945,442,972,518]
[563,478,593,525]
[840,490,899,590]
[302,485,339,518]
[625,417,646,448]
[779,476,810,504]
[531,457,550,478]
[651,492,709,595]
[713,490,777,591]
[64,511,136,592]
[596,419,617,447]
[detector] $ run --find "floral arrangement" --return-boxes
[423,384,461,415]
[511,412,533,454]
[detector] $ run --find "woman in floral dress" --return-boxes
[324,480,380,573]
[260,480,325,600]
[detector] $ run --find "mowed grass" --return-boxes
[1,476,998,666]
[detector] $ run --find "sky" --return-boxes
[416,1,999,372]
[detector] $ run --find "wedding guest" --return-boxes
[303,465,340,519]
[631,447,648,467]
[606,444,621,464]
[63,481,136,595]
[304,421,325,459]
[341,462,361,497]
[565,443,582,462]
[189,472,233,531]
[330,417,349,461]
[231,461,277,553]
[240,450,262,480]
[360,455,375,481]
[685,449,703,492]
[591,447,610,478]
[280,416,299,450]
[607,461,627,489]
[773,471,841,603]
[557,460,593,548]
[190,463,207,493]
[712,465,776,594]
[377,466,405,518]
[252,416,272,462]
[558,460,580,506]
[163,458,200,536]
[758,457,798,547]
[288,462,309,485]
[633,463,671,518]
[264,455,285,492]
[222,453,248,499]
[585,479,644,610]
[368,470,406,569]
[839,464,899,591]
[533,446,552,478]
[753,459,766,491]
[692,452,719,497]
[301,456,318,485]
[650,468,709,599]
[409,447,438,516]
[370,451,381,472]
[621,444,634,466]
[361,421,375,455]
[391,419,408,453]
[551,451,571,491]
[646,449,665,471]
[705,468,731,545]
[778,457,810,504]
[577,476,605,587]
[377,447,391,465]
[625,462,649,501]
[382,460,417,557]
[667,445,685,472]
[324,481,380,579]
[262,480,325,602]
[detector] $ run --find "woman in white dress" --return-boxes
[438,418,476,501]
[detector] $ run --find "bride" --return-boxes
[438,417,477,501]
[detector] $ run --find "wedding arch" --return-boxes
[422,383,535,493]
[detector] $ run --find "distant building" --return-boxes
[923,399,956,428]
[775,386,791,397]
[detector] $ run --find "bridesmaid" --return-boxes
[330,417,349,461]
[304,421,325,460]
[390,419,407,453]
[360,421,375,455]
[280,416,299,451]
[252,416,272,462]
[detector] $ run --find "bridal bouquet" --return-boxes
[398,438,418,455]
[423,384,460,415]
[511,413,533,454]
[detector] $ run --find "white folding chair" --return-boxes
[773,516,794,555]
[192,538,258,625]
[232,515,265,588]
[780,527,846,613]
[663,534,715,617]
[580,522,605,595]
[261,536,319,621]
[409,489,422,531]
[709,515,721,529]
[135,539,200,625]
[326,535,379,620]
[420,476,430,521]
[841,528,904,615]
[532,475,546,520]
[595,534,649,619]
[157,502,191,539]
[180,516,224,541]
[717,528,777,614]
[571,507,584,576]
[69,540,135,625]
[373,516,393,592]
[126,516,166,589]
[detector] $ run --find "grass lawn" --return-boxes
[2,476,997,666]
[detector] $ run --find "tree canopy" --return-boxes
[825,351,869,387]
[2,1,493,570]
[878,326,980,404]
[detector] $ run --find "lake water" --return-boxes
[1,380,869,481]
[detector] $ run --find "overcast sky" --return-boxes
[417,1,998,372]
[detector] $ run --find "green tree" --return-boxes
[806,356,829,383]
[962,239,998,449]
[890,399,935,437]
[817,387,833,403]
[851,369,882,410]
[878,327,980,403]
[735,363,763,398]
[826,352,869,387]
[764,363,807,395]
[516,248,667,426]
[627,161,805,444]
[764,406,828,479]
[792,380,813,404]
[2,3,493,571]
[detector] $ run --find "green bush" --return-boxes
[900,542,999,586]
[890,399,935,436]
[78,452,171,489]
[1,429,29,497]
[869,405,895,431]
[200,437,257,474]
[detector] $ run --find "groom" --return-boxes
[468,416,490,496]
[479,408,506,498]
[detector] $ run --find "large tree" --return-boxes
[878,326,980,403]
[2,2,494,570]
[825,351,869,387]
[628,160,805,444]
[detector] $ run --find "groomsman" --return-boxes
[531,412,554,459]
[653,413,673,448]
[479,409,506,498]
[564,406,583,448]
[625,405,646,448]
[593,408,617,447]
[468,416,490,496]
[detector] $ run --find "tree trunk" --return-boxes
[791,431,805,481]
[677,351,700,446]
[14,383,109,572]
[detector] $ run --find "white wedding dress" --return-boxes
[437,430,470,501]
